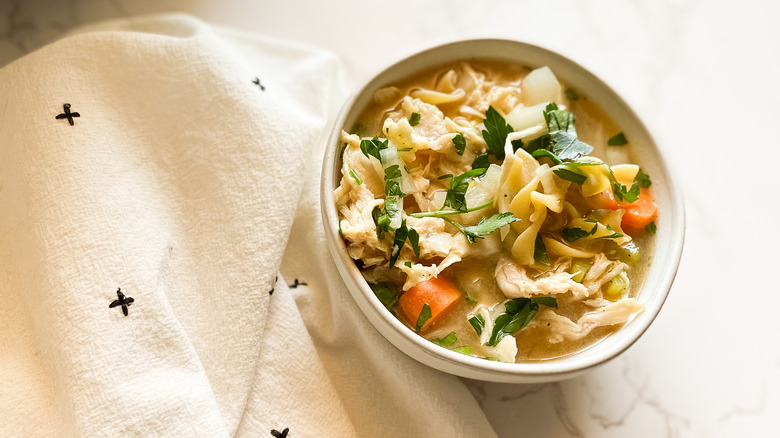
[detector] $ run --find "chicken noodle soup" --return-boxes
[335,61,656,363]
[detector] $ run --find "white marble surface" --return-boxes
[3,0,778,436]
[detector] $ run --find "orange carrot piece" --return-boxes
[585,189,619,210]
[397,276,461,331]
[621,188,658,234]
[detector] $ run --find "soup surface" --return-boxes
[335,60,656,363]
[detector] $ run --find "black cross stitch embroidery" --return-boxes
[252,77,266,91]
[269,275,278,295]
[270,428,289,438]
[288,279,307,288]
[55,103,80,126]
[109,288,134,316]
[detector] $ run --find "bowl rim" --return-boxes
[320,38,685,382]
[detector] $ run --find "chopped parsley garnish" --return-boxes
[565,88,579,100]
[443,212,519,244]
[608,132,628,146]
[523,103,593,162]
[410,112,421,126]
[432,331,457,347]
[487,297,557,347]
[645,221,657,234]
[531,149,563,165]
[452,133,466,155]
[469,314,485,336]
[349,169,363,185]
[372,205,392,239]
[635,168,652,188]
[389,220,419,266]
[472,154,491,170]
[482,106,513,160]
[404,261,412,268]
[409,201,493,218]
[562,227,591,242]
[370,282,400,309]
[534,235,550,265]
[441,167,488,212]
[360,136,389,162]
[552,167,587,185]
[613,178,640,203]
[415,303,432,332]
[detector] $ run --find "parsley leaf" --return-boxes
[444,212,519,244]
[543,102,576,134]
[613,180,640,203]
[534,235,550,265]
[562,227,590,242]
[487,297,557,347]
[370,282,400,309]
[552,167,587,185]
[409,201,493,219]
[550,131,593,161]
[442,167,488,212]
[408,228,420,257]
[415,303,432,333]
[432,331,457,347]
[531,149,563,165]
[372,205,392,239]
[349,169,363,185]
[645,221,657,234]
[471,154,491,170]
[410,112,421,126]
[608,132,628,146]
[469,314,485,336]
[360,137,389,162]
[482,106,513,160]
[452,133,466,155]
[389,220,420,266]
[635,168,652,188]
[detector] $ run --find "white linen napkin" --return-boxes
[0,14,495,438]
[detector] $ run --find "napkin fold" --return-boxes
[0,14,495,437]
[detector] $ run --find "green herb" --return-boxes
[471,154,491,170]
[531,149,563,165]
[534,235,550,265]
[384,165,405,198]
[444,212,518,244]
[465,295,478,306]
[353,123,369,137]
[562,227,590,242]
[645,221,657,234]
[360,137,389,162]
[552,167,587,185]
[550,131,593,161]
[452,346,474,356]
[635,168,652,188]
[522,104,593,161]
[452,133,466,155]
[469,314,485,336]
[487,297,557,346]
[396,147,413,152]
[441,167,488,212]
[408,228,420,257]
[349,169,363,185]
[409,201,493,218]
[384,196,402,226]
[416,303,432,332]
[410,112,421,126]
[565,88,579,100]
[482,106,513,160]
[404,261,412,268]
[370,282,400,309]
[608,132,628,146]
[389,220,420,267]
[510,138,524,153]
[599,231,624,240]
[372,205,391,239]
[432,331,457,347]
[543,102,576,134]
[339,144,347,159]
[613,179,640,203]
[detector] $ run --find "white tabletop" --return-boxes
[4,1,778,436]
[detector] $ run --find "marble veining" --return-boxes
[2,0,778,437]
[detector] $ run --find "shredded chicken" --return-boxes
[527,299,646,343]
[494,257,589,299]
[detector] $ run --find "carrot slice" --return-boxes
[621,188,658,234]
[585,189,619,210]
[397,276,461,332]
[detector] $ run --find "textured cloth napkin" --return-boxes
[0,14,495,437]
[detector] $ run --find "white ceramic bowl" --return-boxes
[320,39,684,383]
